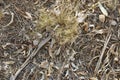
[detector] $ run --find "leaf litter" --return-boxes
[0,0,120,80]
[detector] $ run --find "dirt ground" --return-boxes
[0,0,120,80]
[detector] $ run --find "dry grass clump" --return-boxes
[37,0,80,44]
[0,11,4,20]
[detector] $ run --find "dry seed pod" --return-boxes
[99,14,105,23]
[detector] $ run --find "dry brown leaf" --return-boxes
[82,22,89,32]
[40,60,49,69]
[98,2,108,16]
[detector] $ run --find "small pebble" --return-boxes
[33,39,39,46]
[99,14,105,23]
[110,20,117,26]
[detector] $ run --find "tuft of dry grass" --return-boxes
[37,0,80,45]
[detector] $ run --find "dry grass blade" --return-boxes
[94,31,112,75]
[10,36,51,80]
[3,11,14,27]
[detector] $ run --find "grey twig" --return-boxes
[10,36,51,80]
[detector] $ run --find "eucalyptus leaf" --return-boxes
[98,2,108,16]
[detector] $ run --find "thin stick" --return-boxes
[94,33,111,74]
[11,36,51,80]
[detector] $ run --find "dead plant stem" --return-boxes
[11,36,51,80]
[94,32,112,75]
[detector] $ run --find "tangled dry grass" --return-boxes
[0,0,120,80]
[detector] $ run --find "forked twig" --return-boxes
[10,36,51,80]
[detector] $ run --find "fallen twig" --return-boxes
[94,32,112,75]
[10,36,51,80]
